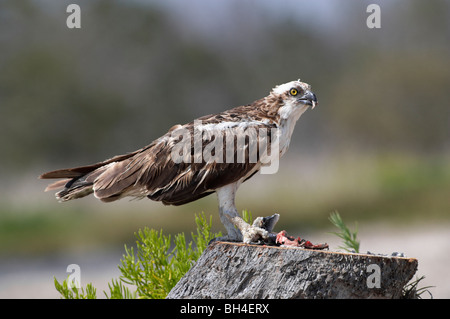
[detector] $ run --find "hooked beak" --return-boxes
[298,91,318,109]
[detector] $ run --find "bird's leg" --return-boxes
[217,205,243,242]
[213,184,243,242]
[214,184,270,244]
[229,215,269,244]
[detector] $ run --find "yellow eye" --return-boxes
[290,88,298,96]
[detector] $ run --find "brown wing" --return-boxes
[40,106,277,205]
[93,116,277,205]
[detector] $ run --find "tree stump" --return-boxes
[167,241,418,299]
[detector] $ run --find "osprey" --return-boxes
[40,80,317,243]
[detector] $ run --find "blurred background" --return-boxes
[0,0,449,298]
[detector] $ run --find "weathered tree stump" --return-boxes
[167,241,418,299]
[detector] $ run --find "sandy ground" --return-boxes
[0,222,448,299]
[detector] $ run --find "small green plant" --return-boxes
[328,212,433,298]
[241,209,253,224]
[55,210,433,299]
[402,275,434,299]
[329,211,360,253]
[54,212,221,299]
[54,276,97,299]
[106,278,136,299]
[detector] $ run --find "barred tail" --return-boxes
[39,151,139,202]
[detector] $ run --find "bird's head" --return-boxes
[271,79,318,113]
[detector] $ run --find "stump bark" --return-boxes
[167,241,418,299]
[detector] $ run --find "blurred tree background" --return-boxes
[0,0,449,297]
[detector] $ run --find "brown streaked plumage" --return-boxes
[40,80,318,243]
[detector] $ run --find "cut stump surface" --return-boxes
[167,241,418,299]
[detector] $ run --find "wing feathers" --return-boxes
[39,151,141,180]
[40,104,279,205]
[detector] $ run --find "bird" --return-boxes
[40,79,318,243]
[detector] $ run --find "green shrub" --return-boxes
[329,211,360,253]
[54,212,221,299]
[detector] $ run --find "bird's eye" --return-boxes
[290,88,298,96]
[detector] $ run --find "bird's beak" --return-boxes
[298,91,318,109]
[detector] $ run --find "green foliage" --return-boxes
[105,279,136,299]
[402,275,434,299]
[241,209,253,224]
[118,212,221,299]
[328,212,433,298]
[54,276,97,299]
[54,213,221,299]
[54,210,434,299]
[329,211,360,253]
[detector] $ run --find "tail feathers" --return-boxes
[56,183,94,201]
[44,179,71,192]
[39,151,140,180]
[40,164,97,201]
[44,174,96,202]
[40,151,141,202]
[40,165,104,202]
[41,164,142,203]
[42,165,110,202]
